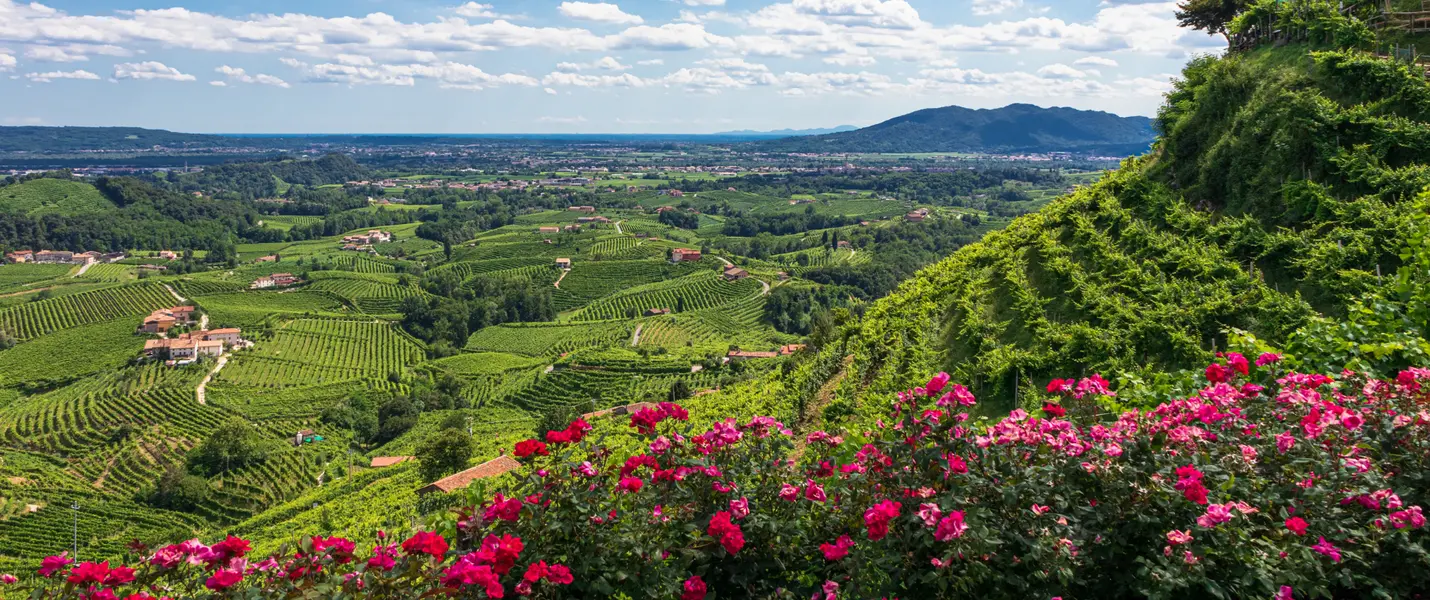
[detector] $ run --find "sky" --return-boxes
[0,0,1224,134]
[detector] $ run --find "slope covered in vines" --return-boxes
[841,38,1430,413]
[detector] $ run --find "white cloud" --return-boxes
[216,65,291,87]
[293,60,539,89]
[114,61,196,82]
[0,52,15,72]
[787,0,923,29]
[25,45,87,62]
[543,71,647,87]
[25,69,100,82]
[637,58,664,66]
[1074,56,1119,68]
[537,115,587,123]
[209,80,226,86]
[971,0,1022,16]
[558,2,644,25]
[683,0,727,5]
[556,56,631,71]
[1036,63,1087,79]
[454,3,497,18]
[544,87,557,95]
[613,23,732,51]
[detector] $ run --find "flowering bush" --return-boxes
[12,360,1430,599]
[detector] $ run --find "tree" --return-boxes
[186,418,270,477]
[145,465,209,511]
[669,379,691,402]
[1175,0,1250,38]
[0,329,15,350]
[416,428,474,482]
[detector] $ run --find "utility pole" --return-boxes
[71,500,79,560]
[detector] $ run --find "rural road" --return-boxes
[164,284,188,304]
[195,355,228,405]
[554,269,569,289]
[630,323,643,346]
[760,280,770,296]
[714,256,733,267]
[615,221,624,234]
[72,261,94,278]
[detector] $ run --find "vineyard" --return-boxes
[0,319,139,387]
[306,271,426,315]
[552,259,706,312]
[569,270,763,321]
[464,321,632,356]
[0,264,72,294]
[219,319,423,387]
[0,282,175,341]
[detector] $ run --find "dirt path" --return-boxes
[163,284,187,304]
[72,261,94,278]
[554,269,570,288]
[714,256,733,268]
[199,314,209,330]
[195,355,228,405]
[759,279,771,296]
[0,286,52,299]
[615,221,624,234]
[630,323,644,346]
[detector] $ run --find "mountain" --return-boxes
[715,125,860,137]
[751,103,1156,155]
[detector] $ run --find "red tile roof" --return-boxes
[370,456,414,468]
[418,456,522,494]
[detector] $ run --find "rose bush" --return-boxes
[11,361,1430,599]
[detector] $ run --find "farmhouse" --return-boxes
[140,306,198,333]
[780,344,807,355]
[341,230,392,246]
[655,206,676,214]
[251,273,302,289]
[576,216,611,224]
[101,252,127,263]
[4,250,33,263]
[33,250,75,264]
[555,258,572,270]
[837,240,853,249]
[370,456,414,468]
[563,224,581,232]
[143,328,244,359]
[255,255,278,263]
[568,206,596,213]
[723,267,749,281]
[538,226,561,234]
[158,251,179,260]
[205,328,243,344]
[417,456,522,495]
[644,308,672,316]
[671,248,701,263]
[667,190,685,198]
[906,208,930,223]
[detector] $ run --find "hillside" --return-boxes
[0,178,116,216]
[833,43,1430,412]
[0,126,227,153]
[752,103,1156,155]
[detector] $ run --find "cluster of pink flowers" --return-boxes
[22,357,1430,599]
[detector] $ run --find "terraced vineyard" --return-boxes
[220,319,422,386]
[77,263,137,282]
[570,271,762,321]
[464,321,632,356]
[0,264,72,294]
[0,282,174,341]
[306,272,426,315]
[552,260,705,312]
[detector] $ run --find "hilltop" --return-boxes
[751,103,1157,155]
[0,126,227,153]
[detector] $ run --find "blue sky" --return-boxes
[0,0,1222,133]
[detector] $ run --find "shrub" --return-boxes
[417,428,474,482]
[12,364,1430,599]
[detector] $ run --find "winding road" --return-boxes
[630,323,644,347]
[163,284,188,304]
[195,355,228,405]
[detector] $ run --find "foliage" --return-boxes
[1176,0,1251,36]
[17,365,1430,599]
[186,418,274,477]
[416,427,474,482]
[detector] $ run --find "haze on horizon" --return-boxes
[0,0,1221,134]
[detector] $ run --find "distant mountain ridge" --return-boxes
[751,103,1157,156]
[715,125,860,137]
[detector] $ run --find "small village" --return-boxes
[137,305,248,365]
